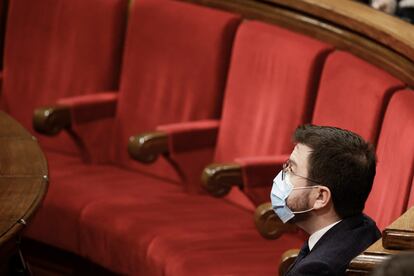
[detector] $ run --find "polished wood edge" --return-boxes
[127,131,168,164]
[347,252,392,274]
[382,228,414,250]
[262,0,414,62]
[347,236,401,275]
[254,202,297,239]
[19,175,49,226]
[347,208,414,274]
[279,248,299,276]
[381,207,414,250]
[33,105,71,136]
[201,163,242,197]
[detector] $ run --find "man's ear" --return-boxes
[312,186,331,210]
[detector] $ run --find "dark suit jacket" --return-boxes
[285,214,381,276]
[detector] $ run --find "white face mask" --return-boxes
[270,171,317,223]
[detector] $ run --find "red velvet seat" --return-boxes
[25,0,241,256]
[68,20,331,274]
[79,187,305,275]
[65,0,241,171]
[0,0,7,70]
[24,3,407,276]
[133,59,406,275]
[0,0,128,156]
[139,48,405,276]
[364,90,414,230]
[110,0,240,174]
[163,20,333,200]
[233,50,404,207]
[311,51,402,144]
[213,21,331,161]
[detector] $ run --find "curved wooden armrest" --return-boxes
[382,207,414,250]
[128,131,168,164]
[279,248,300,276]
[201,163,243,197]
[33,106,71,136]
[254,202,297,239]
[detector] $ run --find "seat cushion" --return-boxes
[79,192,305,275]
[27,150,305,275]
[25,151,183,254]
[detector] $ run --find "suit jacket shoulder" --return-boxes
[286,214,381,276]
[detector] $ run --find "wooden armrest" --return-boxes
[201,163,242,197]
[254,202,297,239]
[382,207,414,250]
[279,248,300,276]
[348,208,414,274]
[33,106,71,136]
[128,131,168,164]
[347,238,396,275]
[33,93,117,136]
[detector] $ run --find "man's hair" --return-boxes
[293,124,377,218]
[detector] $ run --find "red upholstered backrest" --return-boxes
[311,51,404,144]
[365,90,414,230]
[211,21,331,209]
[113,0,241,173]
[1,0,127,154]
[214,21,331,163]
[0,0,7,69]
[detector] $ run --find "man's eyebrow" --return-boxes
[288,158,297,167]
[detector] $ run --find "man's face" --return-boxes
[285,143,314,214]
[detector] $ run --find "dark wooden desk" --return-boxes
[0,111,48,273]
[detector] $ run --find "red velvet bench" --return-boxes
[0,0,128,160]
[8,0,414,275]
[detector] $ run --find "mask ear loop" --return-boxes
[291,186,320,214]
[292,207,314,214]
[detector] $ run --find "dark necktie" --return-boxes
[285,242,310,275]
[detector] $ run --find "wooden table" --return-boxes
[0,111,48,273]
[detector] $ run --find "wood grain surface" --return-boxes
[0,111,48,250]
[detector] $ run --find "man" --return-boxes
[271,125,381,276]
